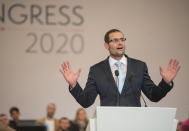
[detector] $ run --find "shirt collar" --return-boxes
[109,55,127,67]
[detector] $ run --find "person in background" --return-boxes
[176,121,182,131]
[59,117,79,131]
[181,117,189,131]
[59,117,70,131]
[9,107,20,130]
[0,114,15,131]
[36,103,59,131]
[73,108,88,131]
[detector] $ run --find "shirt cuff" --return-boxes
[69,86,73,91]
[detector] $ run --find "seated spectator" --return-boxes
[0,114,15,131]
[9,107,20,130]
[59,117,71,131]
[176,121,182,131]
[181,118,189,131]
[59,117,79,131]
[36,103,59,131]
[73,108,88,131]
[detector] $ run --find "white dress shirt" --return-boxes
[45,119,55,131]
[109,55,127,83]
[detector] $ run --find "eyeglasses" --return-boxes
[109,38,126,43]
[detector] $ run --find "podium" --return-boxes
[87,106,177,131]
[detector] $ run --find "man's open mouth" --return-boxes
[117,47,123,50]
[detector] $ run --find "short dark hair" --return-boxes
[60,117,69,121]
[9,107,19,114]
[59,117,70,123]
[104,29,122,43]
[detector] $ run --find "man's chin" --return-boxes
[111,53,124,58]
[47,115,54,119]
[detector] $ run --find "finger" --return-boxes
[66,62,74,74]
[67,61,73,70]
[59,68,65,75]
[64,62,71,71]
[60,68,70,82]
[61,63,65,69]
[62,62,67,70]
[168,58,173,67]
[76,68,82,76]
[159,66,163,75]
[61,63,66,72]
[174,60,179,67]
[65,61,69,69]
[176,66,181,73]
[173,59,177,67]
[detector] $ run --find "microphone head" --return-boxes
[115,70,119,76]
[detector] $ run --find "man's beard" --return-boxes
[110,52,124,58]
[47,113,54,119]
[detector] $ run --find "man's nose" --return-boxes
[117,41,124,45]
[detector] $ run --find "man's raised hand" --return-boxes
[160,59,181,84]
[60,61,81,88]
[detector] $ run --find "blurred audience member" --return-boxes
[59,117,79,131]
[36,103,59,131]
[0,114,9,126]
[181,118,189,131]
[0,114,15,131]
[9,107,20,129]
[73,108,88,131]
[177,121,182,131]
[59,117,71,131]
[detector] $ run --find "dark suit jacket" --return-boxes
[69,55,173,108]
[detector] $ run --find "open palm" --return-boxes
[160,59,181,84]
[60,61,81,88]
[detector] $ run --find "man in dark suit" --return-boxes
[60,29,180,108]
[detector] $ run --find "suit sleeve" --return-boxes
[142,63,173,102]
[69,66,98,108]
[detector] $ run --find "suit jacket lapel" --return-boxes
[102,57,119,93]
[121,55,133,95]
[101,55,134,95]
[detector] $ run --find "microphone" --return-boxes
[115,70,119,77]
[114,70,120,106]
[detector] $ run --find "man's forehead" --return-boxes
[109,32,124,38]
[47,103,56,108]
[61,119,69,122]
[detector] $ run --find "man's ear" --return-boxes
[104,42,109,50]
